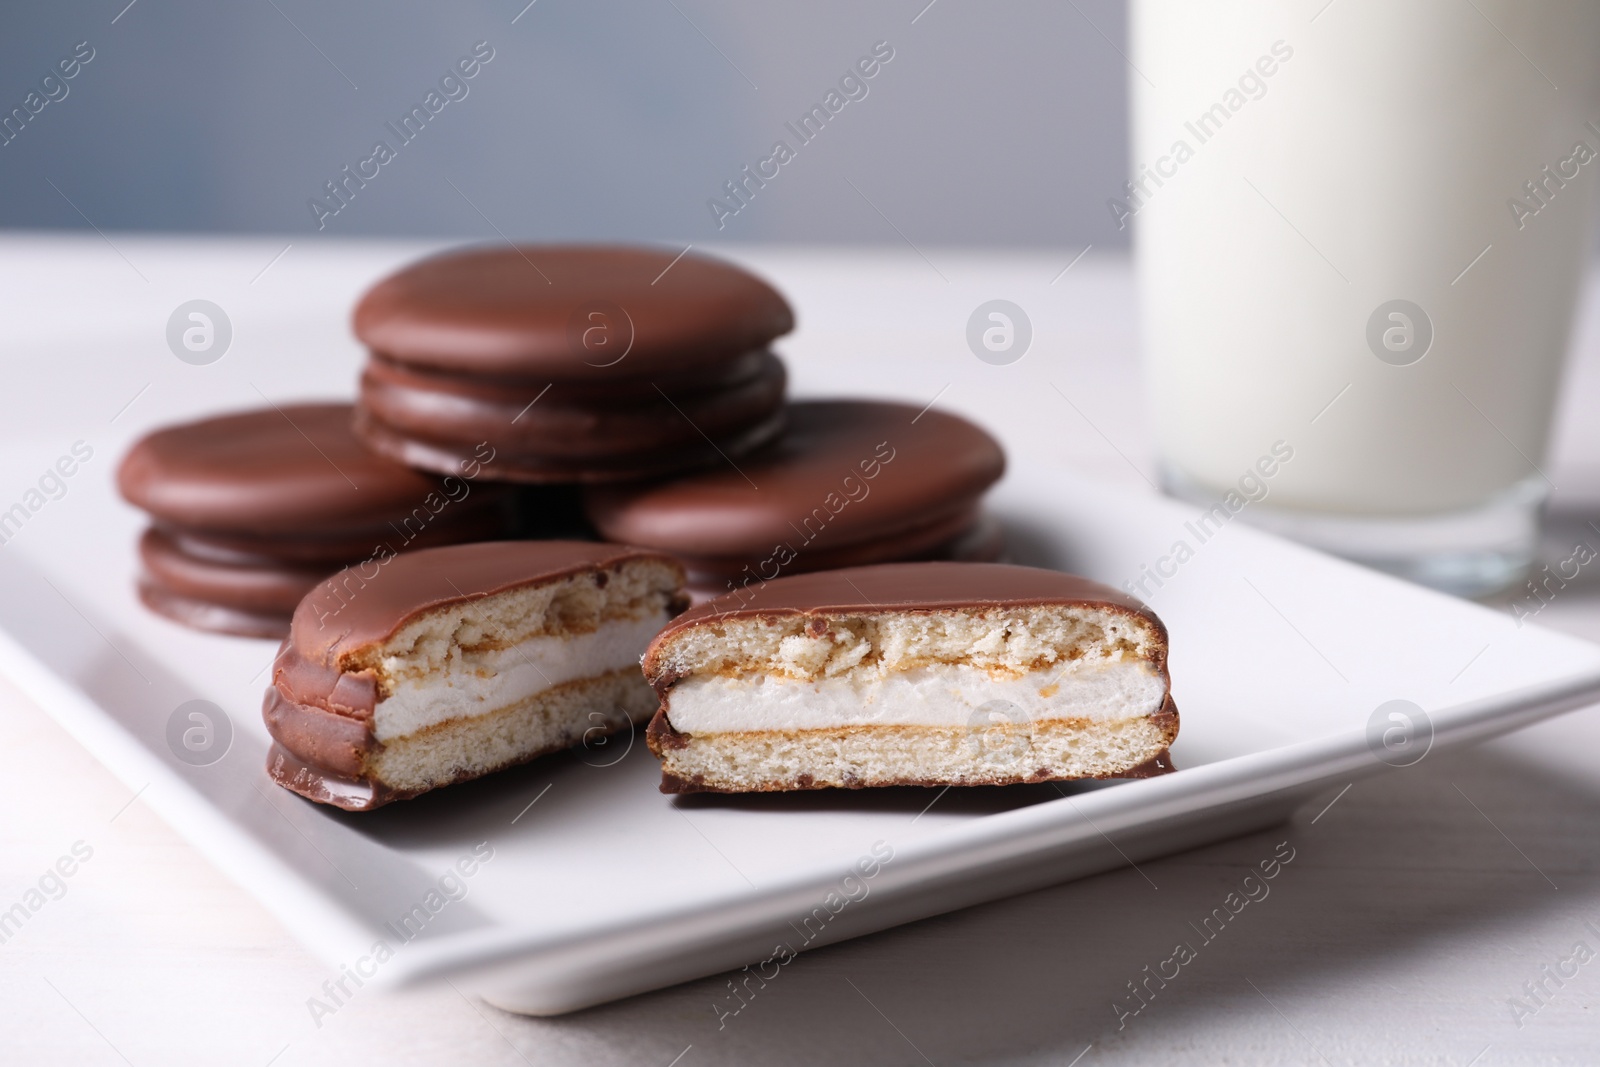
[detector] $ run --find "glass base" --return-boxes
[1160,464,1545,599]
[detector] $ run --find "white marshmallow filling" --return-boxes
[372,610,668,743]
[663,660,1167,734]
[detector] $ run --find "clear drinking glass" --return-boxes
[1130,0,1600,595]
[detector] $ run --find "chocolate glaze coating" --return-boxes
[584,400,1005,558]
[117,402,491,535]
[138,582,296,640]
[265,741,403,811]
[683,513,1004,601]
[360,347,779,396]
[357,351,786,463]
[140,527,328,616]
[160,493,514,567]
[353,245,794,380]
[354,404,787,485]
[263,684,374,780]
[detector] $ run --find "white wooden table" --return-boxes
[5,235,1600,1066]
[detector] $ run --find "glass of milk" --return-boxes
[1130,0,1600,595]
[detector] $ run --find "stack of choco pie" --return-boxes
[350,245,793,483]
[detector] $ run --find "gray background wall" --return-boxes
[0,0,1129,246]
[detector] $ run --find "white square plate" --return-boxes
[5,239,1600,1015]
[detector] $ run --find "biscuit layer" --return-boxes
[648,707,1178,793]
